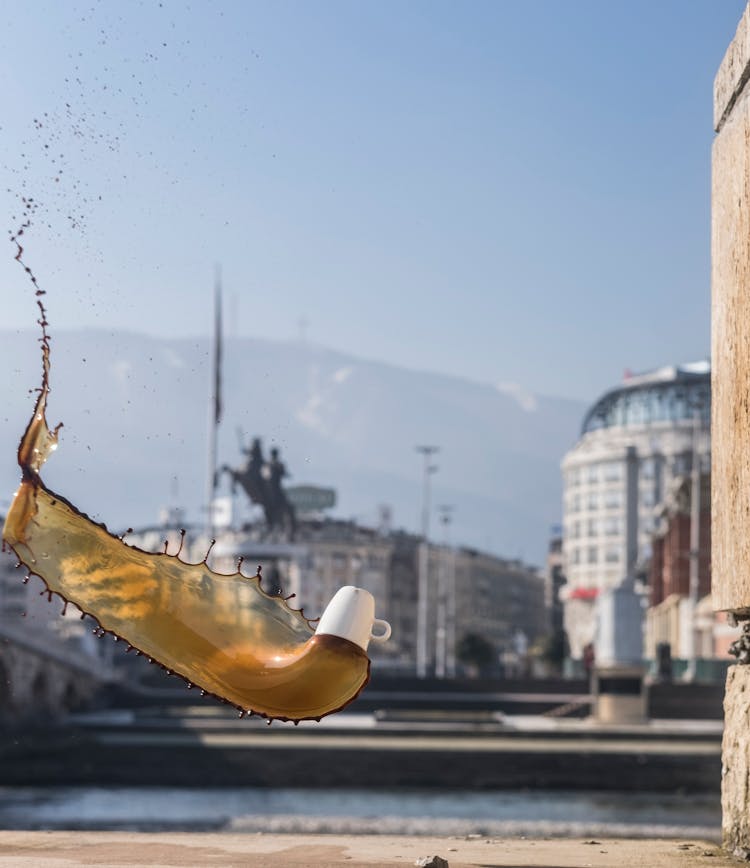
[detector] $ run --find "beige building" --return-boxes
[642,472,737,675]
[646,594,736,671]
[560,364,710,661]
[132,518,546,676]
[452,549,546,669]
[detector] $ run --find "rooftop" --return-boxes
[581,362,710,436]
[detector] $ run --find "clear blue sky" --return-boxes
[0,0,745,402]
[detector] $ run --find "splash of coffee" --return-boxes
[2,218,370,723]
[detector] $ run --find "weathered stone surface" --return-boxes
[712,76,750,615]
[722,666,750,851]
[715,9,750,857]
[715,3,750,132]
[414,858,449,868]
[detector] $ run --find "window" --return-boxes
[570,548,580,565]
[588,546,599,564]
[587,492,599,511]
[568,493,581,513]
[641,458,655,479]
[603,516,621,536]
[672,453,690,475]
[670,388,688,422]
[603,461,622,482]
[588,518,599,537]
[604,489,622,509]
[567,468,580,487]
[641,489,656,507]
[605,546,620,563]
[587,464,599,484]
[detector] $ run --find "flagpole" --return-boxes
[205,265,222,540]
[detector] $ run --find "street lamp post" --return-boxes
[435,504,455,679]
[416,445,439,678]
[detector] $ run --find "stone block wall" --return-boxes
[713,2,750,617]
[713,2,750,853]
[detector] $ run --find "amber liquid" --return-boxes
[2,298,369,721]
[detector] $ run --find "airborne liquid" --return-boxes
[2,212,370,722]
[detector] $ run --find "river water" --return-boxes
[0,787,721,840]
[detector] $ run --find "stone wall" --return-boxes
[0,644,96,722]
[713,3,750,617]
[722,666,750,855]
[713,2,750,854]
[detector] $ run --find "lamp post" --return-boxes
[416,445,439,678]
[435,504,455,679]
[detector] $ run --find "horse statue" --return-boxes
[222,437,297,538]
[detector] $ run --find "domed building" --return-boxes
[560,362,710,663]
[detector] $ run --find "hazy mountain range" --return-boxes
[0,329,588,565]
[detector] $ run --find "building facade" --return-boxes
[649,473,711,611]
[451,548,546,672]
[138,518,547,676]
[560,363,710,660]
[645,471,738,675]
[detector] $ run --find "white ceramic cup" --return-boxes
[315,586,392,652]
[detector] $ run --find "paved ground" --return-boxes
[0,832,737,867]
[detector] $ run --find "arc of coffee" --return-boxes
[2,336,371,722]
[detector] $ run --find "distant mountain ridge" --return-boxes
[0,329,587,564]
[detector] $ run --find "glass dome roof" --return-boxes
[581,363,710,436]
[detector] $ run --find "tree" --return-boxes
[530,629,569,675]
[457,632,495,674]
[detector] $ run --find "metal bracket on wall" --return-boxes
[729,620,750,664]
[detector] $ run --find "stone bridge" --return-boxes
[0,619,114,722]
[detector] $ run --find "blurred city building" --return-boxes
[545,531,565,638]
[534,530,567,675]
[129,514,546,678]
[448,547,546,677]
[560,362,710,665]
[645,472,737,678]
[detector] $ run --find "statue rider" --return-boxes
[223,438,296,538]
[266,447,296,536]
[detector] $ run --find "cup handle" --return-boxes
[370,618,391,643]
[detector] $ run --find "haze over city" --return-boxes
[0,0,744,404]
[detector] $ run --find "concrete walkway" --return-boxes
[0,832,736,867]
